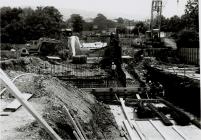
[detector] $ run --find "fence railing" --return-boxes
[156,64,199,80]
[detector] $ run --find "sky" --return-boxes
[0,0,188,20]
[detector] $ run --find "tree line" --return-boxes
[0,6,118,43]
[1,7,65,43]
[0,0,199,48]
[160,0,199,48]
[67,13,116,32]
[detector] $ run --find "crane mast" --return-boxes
[150,0,162,38]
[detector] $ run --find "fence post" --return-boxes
[197,48,199,65]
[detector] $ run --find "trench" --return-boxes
[146,66,200,118]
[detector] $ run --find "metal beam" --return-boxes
[147,103,173,126]
[172,126,188,140]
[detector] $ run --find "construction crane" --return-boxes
[145,0,163,47]
[150,0,163,38]
[145,0,198,47]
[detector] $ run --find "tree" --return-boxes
[0,7,24,43]
[83,22,93,31]
[0,6,64,43]
[176,29,199,48]
[135,21,148,34]
[93,13,116,31]
[176,0,199,48]
[183,0,198,31]
[160,16,169,32]
[131,27,139,35]
[116,17,124,25]
[34,6,63,39]
[107,19,116,28]
[160,1,198,33]
[160,15,185,32]
[116,25,126,34]
[69,14,84,33]
[168,15,183,32]
[93,13,108,31]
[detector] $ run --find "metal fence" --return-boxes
[177,48,199,65]
[154,64,199,80]
[143,48,175,57]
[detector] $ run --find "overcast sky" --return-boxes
[0,0,188,20]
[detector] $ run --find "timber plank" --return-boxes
[123,120,140,140]
[135,120,163,140]
[4,93,33,112]
[174,125,201,140]
[82,87,140,93]
[151,120,184,140]
[120,98,133,129]
[0,112,11,116]
[120,98,146,140]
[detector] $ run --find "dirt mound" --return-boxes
[0,57,51,74]
[34,76,121,139]
[2,71,121,139]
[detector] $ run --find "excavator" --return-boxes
[24,38,61,54]
[21,29,72,56]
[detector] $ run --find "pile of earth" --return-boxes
[0,57,51,73]
[0,56,107,77]
[3,70,121,140]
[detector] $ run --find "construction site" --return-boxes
[0,0,200,140]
